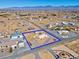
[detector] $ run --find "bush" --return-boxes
[9,47,13,53]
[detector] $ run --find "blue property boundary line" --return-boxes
[22,30,63,50]
[42,29,63,40]
[22,33,31,50]
[23,30,42,34]
[31,39,62,50]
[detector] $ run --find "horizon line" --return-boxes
[0,5,79,9]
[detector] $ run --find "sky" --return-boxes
[0,0,79,8]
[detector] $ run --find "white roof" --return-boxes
[0,39,18,46]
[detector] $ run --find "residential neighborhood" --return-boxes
[0,1,79,59]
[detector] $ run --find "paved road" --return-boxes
[1,19,79,59]
[47,48,58,59]
[33,51,41,59]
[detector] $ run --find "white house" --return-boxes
[58,30,69,38]
[0,39,18,51]
[10,31,23,41]
[18,41,25,48]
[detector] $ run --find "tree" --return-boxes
[9,47,13,53]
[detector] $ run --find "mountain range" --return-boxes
[0,5,79,11]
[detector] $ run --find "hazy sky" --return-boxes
[0,0,79,8]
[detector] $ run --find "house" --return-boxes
[10,31,23,41]
[0,39,18,53]
[74,26,79,32]
[18,41,25,48]
[58,30,69,38]
[0,32,5,38]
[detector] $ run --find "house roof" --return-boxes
[0,39,18,46]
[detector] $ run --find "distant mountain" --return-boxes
[5,5,79,8]
[0,5,79,11]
